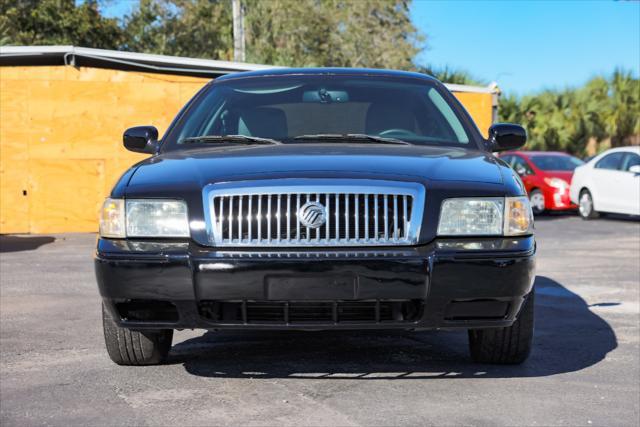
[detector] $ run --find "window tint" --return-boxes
[500,155,513,166]
[427,89,469,143]
[529,155,584,171]
[165,75,475,149]
[512,156,534,175]
[595,152,625,170]
[621,153,640,172]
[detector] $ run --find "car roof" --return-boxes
[215,67,439,83]
[598,146,640,154]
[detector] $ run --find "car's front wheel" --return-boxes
[529,189,545,215]
[468,288,534,364]
[102,303,173,365]
[578,189,599,220]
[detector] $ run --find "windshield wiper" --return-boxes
[180,135,282,145]
[293,133,409,145]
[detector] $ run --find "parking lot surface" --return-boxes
[1,215,639,426]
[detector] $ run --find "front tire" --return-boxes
[102,303,173,366]
[578,189,599,220]
[468,289,535,364]
[529,189,545,215]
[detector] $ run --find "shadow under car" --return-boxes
[165,276,617,379]
[0,235,56,253]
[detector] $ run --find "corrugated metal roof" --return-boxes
[0,45,498,94]
[0,45,279,77]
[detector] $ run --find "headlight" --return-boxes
[438,198,504,236]
[99,198,189,238]
[438,196,533,236]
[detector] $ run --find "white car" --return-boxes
[570,146,640,219]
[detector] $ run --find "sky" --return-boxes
[411,0,640,94]
[102,0,640,95]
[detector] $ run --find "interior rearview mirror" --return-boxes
[123,126,159,154]
[488,123,527,152]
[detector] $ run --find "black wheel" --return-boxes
[529,189,545,215]
[102,303,173,366]
[578,189,599,220]
[468,288,535,364]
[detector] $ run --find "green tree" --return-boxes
[120,0,175,55]
[606,69,640,147]
[123,0,422,68]
[0,0,123,48]
[244,0,423,69]
[123,0,233,60]
[415,65,485,85]
[3,0,422,70]
[499,70,640,155]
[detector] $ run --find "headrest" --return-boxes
[237,107,288,138]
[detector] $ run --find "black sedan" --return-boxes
[95,68,535,366]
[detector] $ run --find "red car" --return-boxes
[499,151,584,214]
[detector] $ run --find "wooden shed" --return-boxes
[0,46,499,234]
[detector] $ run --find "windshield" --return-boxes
[164,75,475,149]
[529,155,584,171]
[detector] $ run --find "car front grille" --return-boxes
[198,300,424,324]
[203,179,425,247]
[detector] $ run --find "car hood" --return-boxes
[126,143,504,189]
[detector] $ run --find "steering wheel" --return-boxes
[378,128,417,138]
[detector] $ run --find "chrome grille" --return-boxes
[203,179,425,247]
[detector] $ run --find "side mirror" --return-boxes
[123,126,159,154]
[629,165,640,174]
[488,123,527,152]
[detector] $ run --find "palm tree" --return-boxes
[605,69,640,147]
[497,69,639,154]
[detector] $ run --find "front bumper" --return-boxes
[95,236,535,331]
[545,187,578,211]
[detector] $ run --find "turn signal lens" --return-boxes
[504,196,534,236]
[99,198,125,238]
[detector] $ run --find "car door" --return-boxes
[591,152,626,213]
[618,153,640,215]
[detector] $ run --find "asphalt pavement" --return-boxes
[1,214,639,426]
